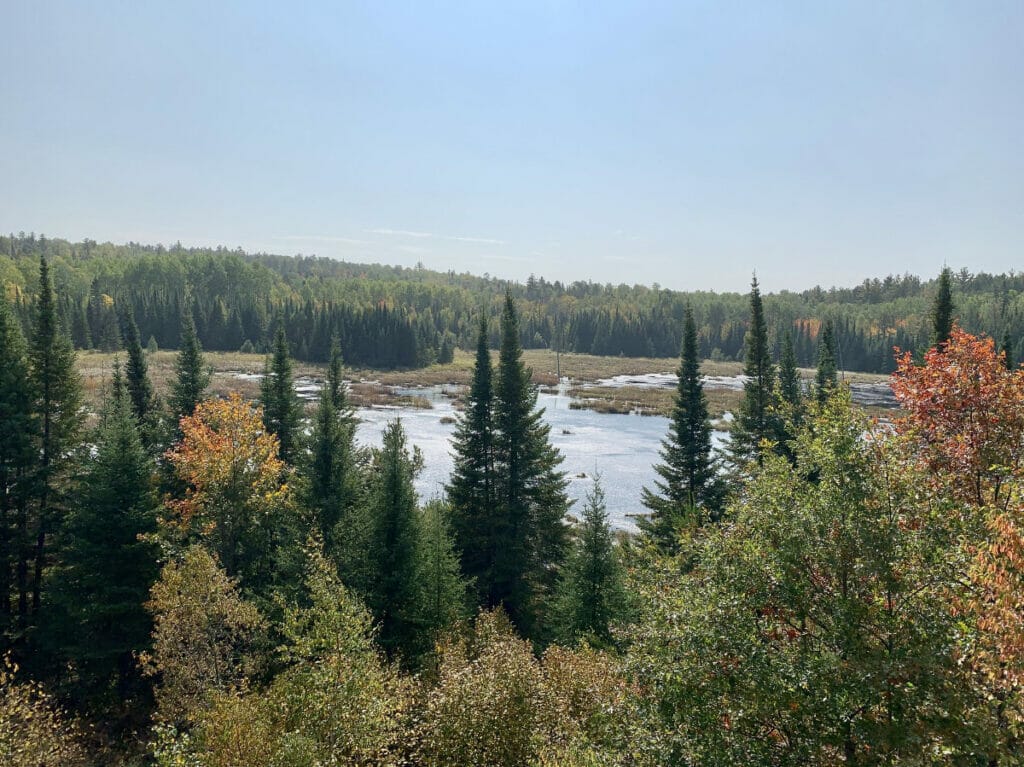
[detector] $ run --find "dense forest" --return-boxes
[3,232,1023,372]
[3,252,1024,765]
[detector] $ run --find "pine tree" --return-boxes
[0,294,36,634]
[120,308,157,428]
[491,291,569,637]
[815,319,838,404]
[554,477,627,648]
[729,275,778,469]
[46,363,159,704]
[1002,331,1014,370]
[303,340,365,583]
[641,305,724,548]
[447,315,497,600]
[778,330,803,414]
[261,323,301,463]
[932,267,955,347]
[29,256,83,615]
[366,420,422,661]
[170,311,210,424]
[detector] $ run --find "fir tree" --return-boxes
[491,291,569,637]
[554,477,627,648]
[814,319,838,405]
[366,420,422,661]
[413,501,467,655]
[447,315,496,600]
[729,275,778,469]
[778,330,803,413]
[29,256,83,615]
[0,294,36,633]
[932,267,955,347]
[120,308,156,428]
[46,363,159,705]
[302,341,364,584]
[169,311,210,424]
[261,323,302,463]
[641,305,724,548]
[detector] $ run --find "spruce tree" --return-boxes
[120,308,156,428]
[491,291,569,637]
[778,330,803,413]
[46,364,159,704]
[932,267,955,347]
[366,420,422,661]
[303,340,364,582]
[413,500,467,655]
[447,315,496,600]
[169,311,210,424]
[729,275,778,469]
[815,319,838,404]
[554,477,627,648]
[261,323,301,463]
[29,255,83,614]
[1002,331,1014,370]
[641,305,724,548]
[0,294,36,634]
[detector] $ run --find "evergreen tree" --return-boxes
[0,294,36,636]
[1002,331,1014,370]
[120,308,157,428]
[491,292,569,637]
[554,477,627,648]
[302,341,365,585]
[169,311,210,424]
[261,323,302,463]
[778,330,803,414]
[29,256,83,615]
[366,420,422,661]
[641,305,724,549]
[46,363,159,705]
[447,315,496,600]
[814,319,838,405]
[932,267,955,347]
[729,275,778,469]
[413,501,467,655]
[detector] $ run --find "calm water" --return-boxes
[353,385,729,531]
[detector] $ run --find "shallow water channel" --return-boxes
[351,383,729,532]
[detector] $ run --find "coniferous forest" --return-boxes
[3,247,1024,765]
[3,232,1024,372]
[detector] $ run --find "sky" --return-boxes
[1,1,1021,293]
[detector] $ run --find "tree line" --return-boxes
[3,254,1024,765]
[4,232,1024,372]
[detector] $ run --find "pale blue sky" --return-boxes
[2,1,1021,292]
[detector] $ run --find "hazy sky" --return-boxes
[2,2,1021,292]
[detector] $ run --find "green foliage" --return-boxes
[260,322,302,463]
[169,312,210,423]
[120,308,156,427]
[0,655,86,766]
[729,275,780,470]
[628,391,984,764]
[414,501,469,651]
[932,266,955,347]
[142,546,265,726]
[814,318,838,403]
[491,292,570,638]
[45,367,160,707]
[554,478,629,648]
[641,305,724,547]
[448,315,497,602]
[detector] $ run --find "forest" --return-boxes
[2,251,1024,765]
[3,231,1024,372]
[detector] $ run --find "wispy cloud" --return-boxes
[368,228,505,246]
[276,234,370,245]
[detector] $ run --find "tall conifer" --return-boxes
[29,256,83,614]
[815,319,838,404]
[169,311,210,424]
[120,308,156,426]
[448,315,496,599]
[261,323,301,463]
[932,267,955,348]
[641,305,724,548]
[729,275,778,469]
[778,330,803,413]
